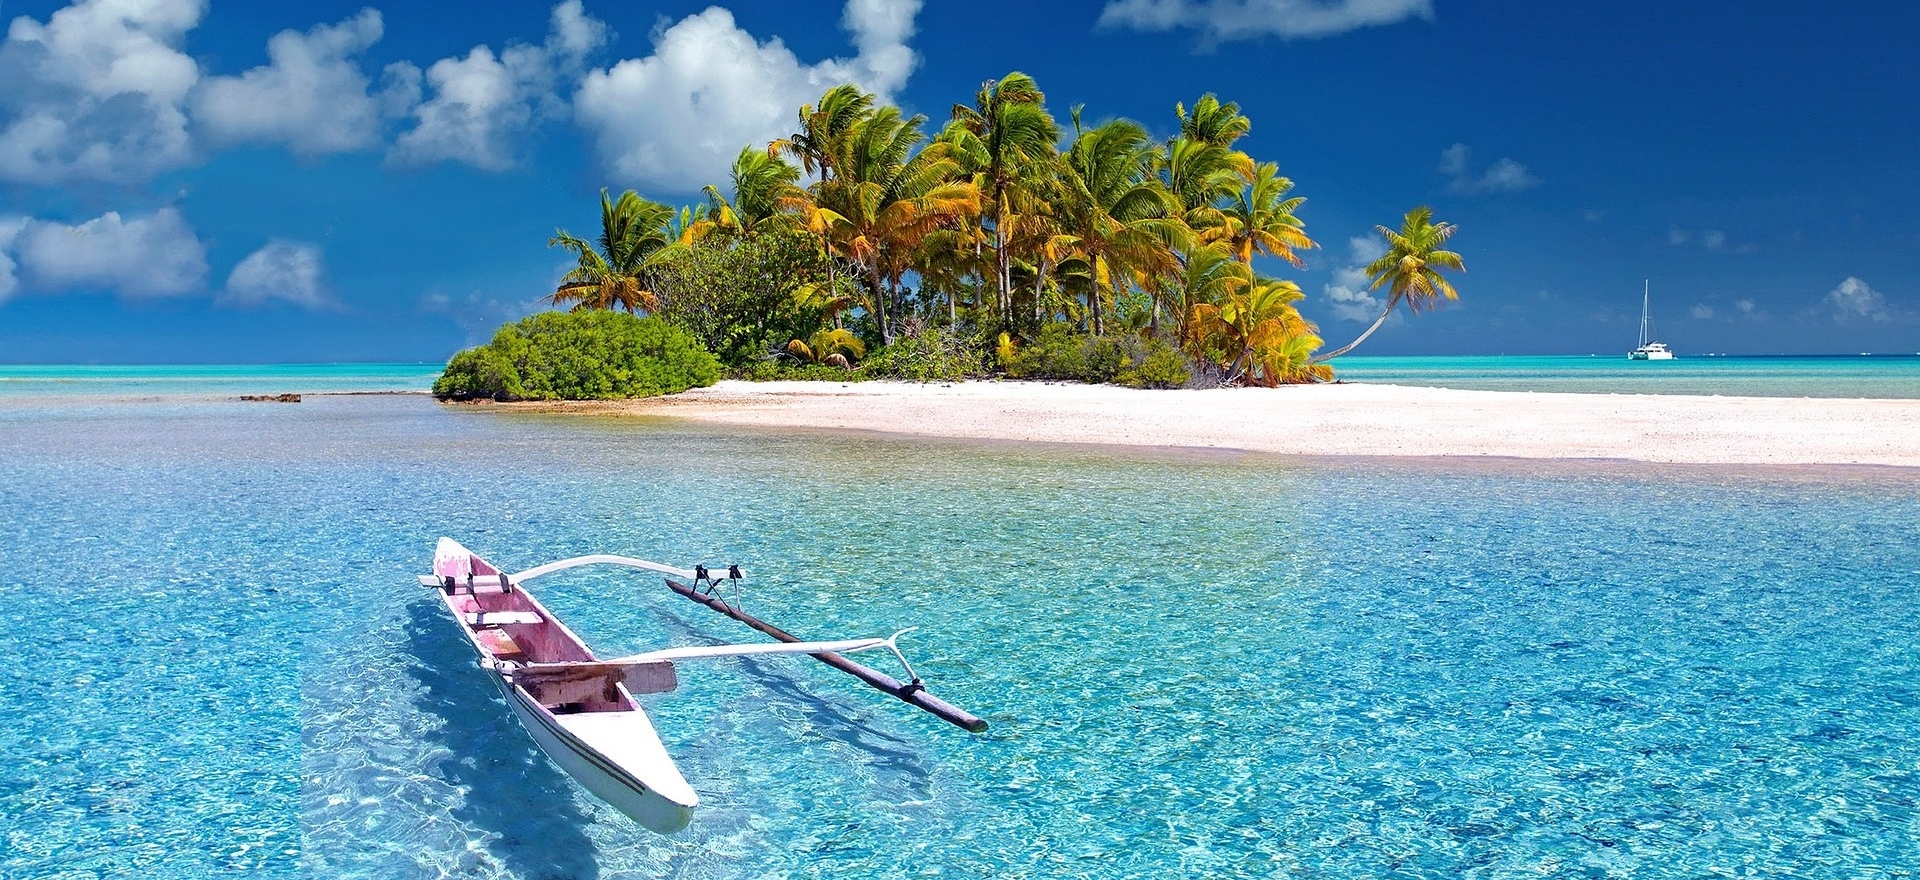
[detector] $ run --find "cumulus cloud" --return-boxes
[1322,235,1392,323]
[10,207,207,296]
[574,0,923,191]
[193,9,412,155]
[1825,276,1891,323]
[1736,298,1756,315]
[389,1,609,170]
[0,0,204,183]
[1690,304,1714,320]
[1097,0,1432,42]
[221,241,332,308]
[1439,143,1539,195]
[1702,229,1726,250]
[0,218,24,300]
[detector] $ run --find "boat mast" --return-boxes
[1639,280,1652,348]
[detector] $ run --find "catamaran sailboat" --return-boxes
[1629,281,1674,360]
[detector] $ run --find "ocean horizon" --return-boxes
[2,354,1917,400]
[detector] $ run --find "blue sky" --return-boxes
[0,0,1915,363]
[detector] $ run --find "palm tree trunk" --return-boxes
[1032,261,1049,325]
[1310,300,1396,363]
[867,265,891,344]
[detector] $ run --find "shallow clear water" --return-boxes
[1332,355,1920,398]
[4,393,1919,879]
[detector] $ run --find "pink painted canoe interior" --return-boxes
[438,552,633,714]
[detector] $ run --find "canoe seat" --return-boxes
[464,610,542,627]
[473,627,527,662]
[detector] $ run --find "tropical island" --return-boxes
[435,75,1462,401]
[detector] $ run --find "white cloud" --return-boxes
[574,0,922,191]
[0,218,24,300]
[1825,276,1890,323]
[1439,143,1539,195]
[193,9,408,156]
[1097,0,1432,41]
[11,207,207,296]
[1322,235,1392,323]
[1690,303,1714,320]
[221,241,332,308]
[389,1,609,170]
[1702,229,1726,250]
[0,0,204,183]
[1736,298,1756,315]
[1668,227,1690,245]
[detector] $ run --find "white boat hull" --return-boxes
[1628,348,1674,360]
[498,677,698,834]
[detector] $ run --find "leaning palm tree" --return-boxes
[547,189,676,313]
[1312,206,1464,363]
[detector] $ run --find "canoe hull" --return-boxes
[497,677,696,834]
[430,537,698,834]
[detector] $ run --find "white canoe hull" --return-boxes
[497,676,698,834]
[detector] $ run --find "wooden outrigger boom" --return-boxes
[510,553,990,733]
[664,579,991,733]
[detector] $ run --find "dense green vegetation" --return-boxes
[442,75,1465,398]
[433,310,719,401]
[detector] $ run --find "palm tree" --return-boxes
[547,189,676,313]
[946,72,1060,325]
[769,84,874,182]
[1177,93,1252,150]
[1055,113,1184,335]
[1312,206,1464,363]
[1188,277,1321,384]
[1169,245,1253,343]
[1204,162,1314,268]
[701,147,800,236]
[783,106,979,341]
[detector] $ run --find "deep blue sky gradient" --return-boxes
[1,0,1915,362]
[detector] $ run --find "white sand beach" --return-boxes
[535,380,1920,467]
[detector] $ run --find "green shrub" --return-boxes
[1006,324,1191,387]
[434,310,720,401]
[860,325,985,382]
[648,231,856,366]
[1115,338,1192,388]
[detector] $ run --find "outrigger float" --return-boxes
[420,538,985,834]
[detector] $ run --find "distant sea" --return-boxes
[1332,354,1920,398]
[0,363,443,399]
[2,355,1917,399]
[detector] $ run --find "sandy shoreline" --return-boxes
[505,380,1920,467]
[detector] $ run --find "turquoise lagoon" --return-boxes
[3,368,1919,878]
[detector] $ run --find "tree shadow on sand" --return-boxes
[404,599,603,880]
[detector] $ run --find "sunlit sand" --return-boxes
[522,380,1920,467]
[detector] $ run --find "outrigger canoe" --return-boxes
[420,538,983,834]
